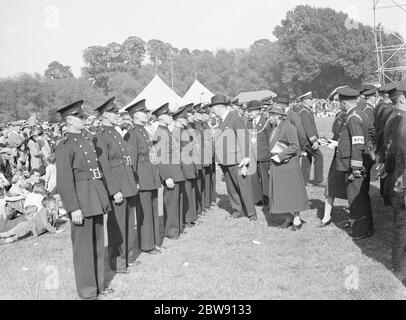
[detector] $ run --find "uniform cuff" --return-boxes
[310,136,317,143]
[350,160,363,168]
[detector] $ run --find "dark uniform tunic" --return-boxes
[154,125,186,238]
[126,123,162,252]
[385,113,406,281]
[298,105,324,183]
[247,115,272,205]
[324,109,348,199]
[201,122,214,209]
[94,125,138,271]
[363,102,376,146]
[178,127,197,224]
[286,108,308,152]
[375,101,394,203]
[56,131,111,300]
[336,105,374,237]
[191,122,205,215]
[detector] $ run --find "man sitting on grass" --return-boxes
[0,196,63,244]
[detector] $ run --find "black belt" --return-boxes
[75,168,103,181]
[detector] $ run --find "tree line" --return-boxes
[0,5,404,123]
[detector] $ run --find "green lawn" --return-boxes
[0,116,405,300]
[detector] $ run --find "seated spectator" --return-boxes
[23,181,48,213]
[0,196,63,244]
[42,154,56,194]
[8,173,27,195]
[25,168,42,192]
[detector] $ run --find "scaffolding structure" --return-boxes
[373,0,406,84]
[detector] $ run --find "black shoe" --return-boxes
[312,182,325,188]
[166,235,180,240]
[100,287,115,295]
[226,212,244,220]
[249,215,257,221]
[350,230,373,240]
[291,223,303,231]
[115,269,131,274]
[144,248,161,254]
[278,221,293,229]
[128,261,141,267]
[184,222,195,228]
[318,220,332,228]
[337,221,351,229]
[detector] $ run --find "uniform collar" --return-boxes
[347,104,359,115]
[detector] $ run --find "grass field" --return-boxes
[1,116,405,300]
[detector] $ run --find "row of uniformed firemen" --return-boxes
[55,98,219,299]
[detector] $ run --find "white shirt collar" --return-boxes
[220,108,231,122]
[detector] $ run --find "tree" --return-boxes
[122,36,147,74]
[44,61,74,80]
[82,45,110,94]
[272,5,405,96]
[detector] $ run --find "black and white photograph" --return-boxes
[0,0,406,305]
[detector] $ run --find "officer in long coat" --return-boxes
[93,97,139,273]
[335,87,374,240]
[267,104,309,231]
[55,100,113,300]
[125,99,162,254]
[152,103,186,239]
[380,82,406,284]
[209,95,257,221]
[297,92,324,185]
[245,100,272,207]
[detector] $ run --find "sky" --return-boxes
[0,0,405,77]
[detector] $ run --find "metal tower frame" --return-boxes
[373,0,406,84]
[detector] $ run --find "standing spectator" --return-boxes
[36,127,52,166]
[43,154,57,195]
[27,126,44,173]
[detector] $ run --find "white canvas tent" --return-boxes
[122,74,183,112]
[183,79,214,105]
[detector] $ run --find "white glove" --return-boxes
[271,155,281,163]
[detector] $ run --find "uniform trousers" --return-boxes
[71,214,104,300]
[135,190,160,251]
[301,148,324,183]
[203,166,212,209]
[163,182,185,237]
[389,193,406,281]
[346,172,373,236]
[107,197,136,272]
[210,162,217,203]
[221,164,256,217]
[195,170,204,215]
[257,160,270,205]
[184,179,197,223]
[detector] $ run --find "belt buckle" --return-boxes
[125,155,132,166]
[92,168,101,179]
